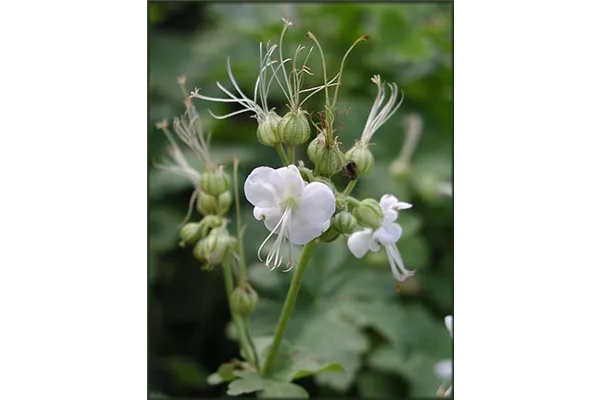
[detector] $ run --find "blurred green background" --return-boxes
[149,2,452,398]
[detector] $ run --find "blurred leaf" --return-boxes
[167,356,207,389]
[227,371,265,396]
[259,381,309,398]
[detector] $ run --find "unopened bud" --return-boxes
[203,228,236,266]
[197,215,222,237]
[196,191,218,216]
[389,159,411,181]
[345,142,374,176]
[353,198,383,229]
[332,211,357,235]
[179,222,203,246]
[307,133,346,176]
[217,191,232,215]
[278,109,310,146]
[319,225,340,243]
[199,166,231,196]
[257,110,281,146]
[230,283,259,316]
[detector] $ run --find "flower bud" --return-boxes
[319,225,340,243]
[197,215,223,237]
[196,191,218,216]
[332,211,357,235]
[307,133,346,177]
[179,222,203,246]
[203,229,236,266]
[230,283,259,316]
[389,159,411,181]
[257,110,281,146]
[199,166,231,196]
[217,191,232,215]
[353,198,384,229]
[345,142,374,176]
[278,109,310,146]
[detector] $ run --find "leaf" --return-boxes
[166,356,207,389]
[258,339,344,383]
[259,381,309,398]
[207,362,237,385]
[227,371,265,396]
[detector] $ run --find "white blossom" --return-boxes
[244,165,335,270]
[347,194,414,281]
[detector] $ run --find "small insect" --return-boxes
[343,161,358,180]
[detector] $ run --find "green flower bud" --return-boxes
[203,229,236,266]
[196,191,218,216]
[199,166,231,196]
[197,215,223,237]
[179,222,203,246]
[319,225,340,243]
[257,110,282,146]
[332,211,357,235]
[345,142,374,176]
[353,198,384,229]
[230,283,259,316]
[217,191,232,215]
[193,238,208,264]
[307,133,346,176]
[278,109,310,146]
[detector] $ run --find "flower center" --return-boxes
[282,197,299,210]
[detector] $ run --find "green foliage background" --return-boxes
[149,2,452,398]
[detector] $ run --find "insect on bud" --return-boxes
[257,110,281,146]
[196,191,218,216]
[353,198,384,229]
[230,282,259,316]
[179,222,203,246]
[199,166,231,196]
[307,133,346,177]
[278,109,311,146]
[345,142,374,176]
[332,211,357,235]
[319,225,340,243]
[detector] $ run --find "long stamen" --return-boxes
[386,245,414,281]
[257,207,291,265]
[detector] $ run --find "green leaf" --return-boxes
[257,339,344,382]
[226,371,265,396]
[259,381,309,398]
[166,356,207,389]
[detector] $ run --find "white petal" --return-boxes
[297,182,336,221]
[373,223,403,245]
[244,166,284,208]
[275,165,305,199]
[286,182,336,245]
[254,206,284,232]
[379,194,400,210]
[445,315,453,337]
[348,229,374,258]
[434,359,452,380]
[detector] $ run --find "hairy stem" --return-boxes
[223,255,257,369]
[233,159,247,283]
[275,143,290,165]
[261,240,316,376]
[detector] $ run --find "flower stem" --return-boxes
[261,240,316,376]
[343,179,357,196]
[275,143,289,165]
[222,254,258,369]
[288,146,295,165]
[233,159,247,283]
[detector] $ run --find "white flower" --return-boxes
[435,315,453,397]
[359,75,404,144]
[244,165,335,270]
[347,194,414,282]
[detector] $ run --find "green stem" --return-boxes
[243,316,260,370]
[275,143,289,165]
[262,240,316,376]
[223,255,257,368]
[343,180,358,196]
[288,146,295,165]
[233,159,247,283]
[345,196,360,208]
[299,167,316,182]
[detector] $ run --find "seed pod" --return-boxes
[278,109,311,146]
[353,198,384,230]
[257,110,282,146]
[345,142,374,176]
